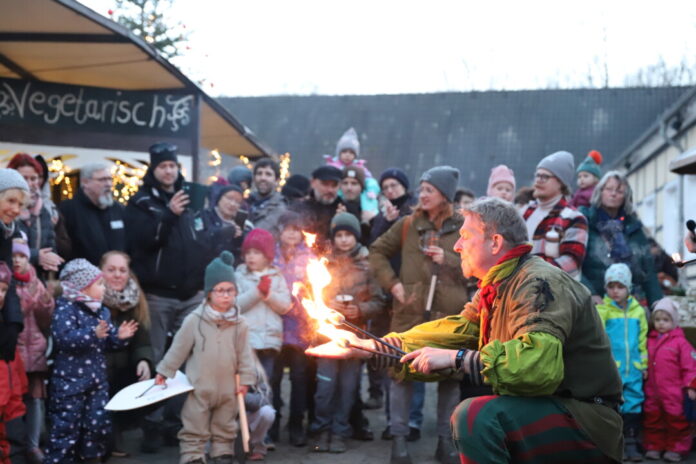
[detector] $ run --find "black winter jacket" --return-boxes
[59,189,127,265]
[124,171,205,300]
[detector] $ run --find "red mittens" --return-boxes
[258,275,272,297]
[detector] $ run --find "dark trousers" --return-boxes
[271,344,308,427]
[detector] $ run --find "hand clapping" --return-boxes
[117,320,139,340]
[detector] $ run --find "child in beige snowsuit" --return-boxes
[156,251,255,464]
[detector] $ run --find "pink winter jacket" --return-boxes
[15,266,54,373]
[645,327,696,416]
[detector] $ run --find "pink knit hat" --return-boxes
[241,228,275,262]
[652,297,680,326]
[486,165,516,197]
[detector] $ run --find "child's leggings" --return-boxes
[44,386,110,464]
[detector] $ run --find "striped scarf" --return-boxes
[478,244,532,349]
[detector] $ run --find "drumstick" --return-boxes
[235,374,250,453]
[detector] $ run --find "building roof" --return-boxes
[219,87,689,193]
[0,0,271,158]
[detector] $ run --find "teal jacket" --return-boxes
[596,296,648,377]
[580,206,662,306]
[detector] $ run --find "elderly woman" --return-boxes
[0,169,31,464]
[369,166,469,464]
[100,250,154,457]
[580,171,662,306]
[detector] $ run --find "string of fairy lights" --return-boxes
[47,150,292,204]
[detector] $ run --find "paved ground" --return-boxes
[109,373,696,464]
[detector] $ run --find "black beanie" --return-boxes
[149,142,178,169]
[379,168,410,191]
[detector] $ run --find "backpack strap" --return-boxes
[401,214,414,246]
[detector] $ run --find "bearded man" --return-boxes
[318,198,623,464]
[59,162,127,265]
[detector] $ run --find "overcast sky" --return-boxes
[81,0,696,97]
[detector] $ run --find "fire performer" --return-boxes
[311,198,623,463]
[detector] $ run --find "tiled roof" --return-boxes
[218,87,689,194]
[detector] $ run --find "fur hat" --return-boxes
[204,251,236,295]
[486,165,516,197]
[242,228,275,262]
[331,212,361,240]
[604,263,632,289]
[59,258,102,291]
[576,150,603,179]
[336,127,360,158]
[537,151,575,190]
[652,297,680,326]
[419,166,460,202]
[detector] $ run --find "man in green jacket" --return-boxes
[317,198,623,463]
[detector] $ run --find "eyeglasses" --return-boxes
[211,288,236,296]
[381,182,402,192]
[534,173,555,183]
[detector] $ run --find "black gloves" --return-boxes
[0,323,21,362]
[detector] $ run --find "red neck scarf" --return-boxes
[477,244,532,348]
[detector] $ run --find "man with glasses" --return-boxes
[59,163,126,265]
[522,151,588,279]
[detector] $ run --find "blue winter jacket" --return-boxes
[50,297,128,395]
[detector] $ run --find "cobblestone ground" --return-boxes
[110,374,696,464]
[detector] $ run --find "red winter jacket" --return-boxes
[645,327,696,416]
[0,351,28,423]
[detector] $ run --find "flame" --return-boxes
[301,258,351,342]
[672,252,682,263]
[303,231,317,248]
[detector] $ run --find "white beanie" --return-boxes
[604,263,632,289]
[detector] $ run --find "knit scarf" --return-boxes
[61,282,102,312]
[477,244,532,349]
[103,278,141,312]
[13,270,31,283]
[596,207,632,263]
[204,304,239,323]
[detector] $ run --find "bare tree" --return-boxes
[112,0,188,59]
[624,57,696,87]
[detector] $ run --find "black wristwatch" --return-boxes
[454,348,467,370]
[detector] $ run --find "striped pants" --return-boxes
[452,395,613,464]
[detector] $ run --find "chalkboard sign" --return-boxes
[0,78,197,138]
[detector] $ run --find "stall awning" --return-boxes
[0,0,272,158]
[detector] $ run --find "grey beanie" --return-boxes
[331,212,361,240]
[336,127,360,158]
[204,251,236,295]
[419,166,460,202]
[0,168,29,194]
[537,151,575,190]
[59,258,103,291]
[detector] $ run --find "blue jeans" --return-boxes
[310,358,361,437]
[271,344,308,426]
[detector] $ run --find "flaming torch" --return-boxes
[299,258,406,358]
[672,252,696,268]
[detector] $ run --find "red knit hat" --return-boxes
[241,228,275,262]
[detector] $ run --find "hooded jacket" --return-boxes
[156,304,256,396]
[645,326,696,417]
[235,264,292,351]
[124,169,206,300]
[596,296,648,378]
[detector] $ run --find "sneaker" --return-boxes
[644,450,661,460]
[364,396,383,410]
[664,451,682,462]
[312,431,330,452]
[329,435,347,453]
[248,452,265,461]
[263,436,276,451]
[406,427,421,442]
[211,454,237,464]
